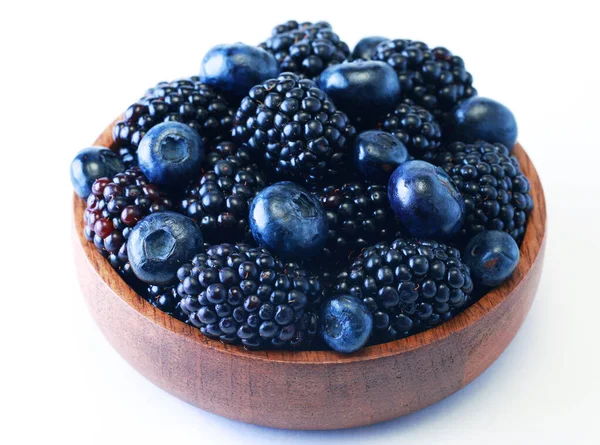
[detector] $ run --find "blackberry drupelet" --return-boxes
[180,152,267,243]
[112,77,234,167]
[177,243,322,349]
[315,182,402,260]
[381,103,442,161]
[373,39,476,120]
[335,238,474,343]
[436,141,534,243]
[233,72,356,185]
[259,20,350,79]
[83,167,173,278]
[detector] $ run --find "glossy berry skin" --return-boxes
[127,211,204,285]
[177,243,321,350]
[250,182,328,260]
[200,43,280,102]
[445,97,518,150]
[137,122,205,186]
[321,295,373,353]
[335,238,473,343]
[70,147,125,198]
[463,230,520,287]
[352,36,388,61]
[437,142,533,243]
[353,130,408,183]
[318,61,400,127]
[388,160,465,239]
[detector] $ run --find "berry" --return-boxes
[318,61,400,128]
[177,243,322,349]
[388,160,465,239]
[71,147,125,198]
[321,295,373,353]
[137,122,205,186]
[381,103,442,161]
[112,77,234,166]
[353,130,408,182]
[445,97,518,149]
[199,43,280,102]
[127,212,204,285]
[146,284,187,321]
[180,152,267,243]
[259,20,350,80]
[463,230,520,287]
[233,72,356,185]
[335,238,474,342]
[352,36,388,61]
[83,167,173,277]
[250,182,328,260]
[436,141,534,243]
[373,39,476,120]
[315,182,401,260]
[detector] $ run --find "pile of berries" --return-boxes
[71,20,531,354]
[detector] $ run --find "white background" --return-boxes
[1,0,598,443]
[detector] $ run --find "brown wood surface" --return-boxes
[72,118,547,430]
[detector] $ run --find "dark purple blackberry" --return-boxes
[112,77,234,167]
[381,103,442,161]
[373,39,476,120]
[179,152,267,243]
[177,243,322,350]
[315,182,402,261]
[436,141,534,244]
[83,167,173,278]
[232,72,356,185]
[259,20,350,79]
[145,284,187,321]
[335,238,474,343]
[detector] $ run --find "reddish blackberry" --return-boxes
[83,167,173,277]
[437,141,534,244]
[259,20,350,79]
[381,103,442,161]
[177,243,322,350]
[373,39,476,120]
[112,77,234,166]
[180,153,267,243]
[335,238,474,343]
[232,72,356,185]
[315,182,402,260]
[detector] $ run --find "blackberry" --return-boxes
[381,103,442,161]
[145,284,187,321]
[179,148,267,243]
[83,167,173,278]
[233,72,356,185]
[437,141,534,244]
[335,238,474,343]
[259,20,350,79]
[315,182,402,260]
[177,243,322,350]
[112,77,234,167]
[373,39,476,120]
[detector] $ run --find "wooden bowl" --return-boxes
[72,119,546,430]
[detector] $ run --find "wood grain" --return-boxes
[72,118,546,430]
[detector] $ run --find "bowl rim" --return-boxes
[73,116,546,365]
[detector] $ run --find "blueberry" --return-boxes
[70,147,124,198]
[353,130,409,183]
[137,122,204,186]
[249,182,328,260]
[200,43,280,101]
[446,97,518,150]
[463,230,520,287]
[351,36,388,61]
[321,295,373,354]
[317,61,400,127]
[388,160,465,239]
[127,211,204,285]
